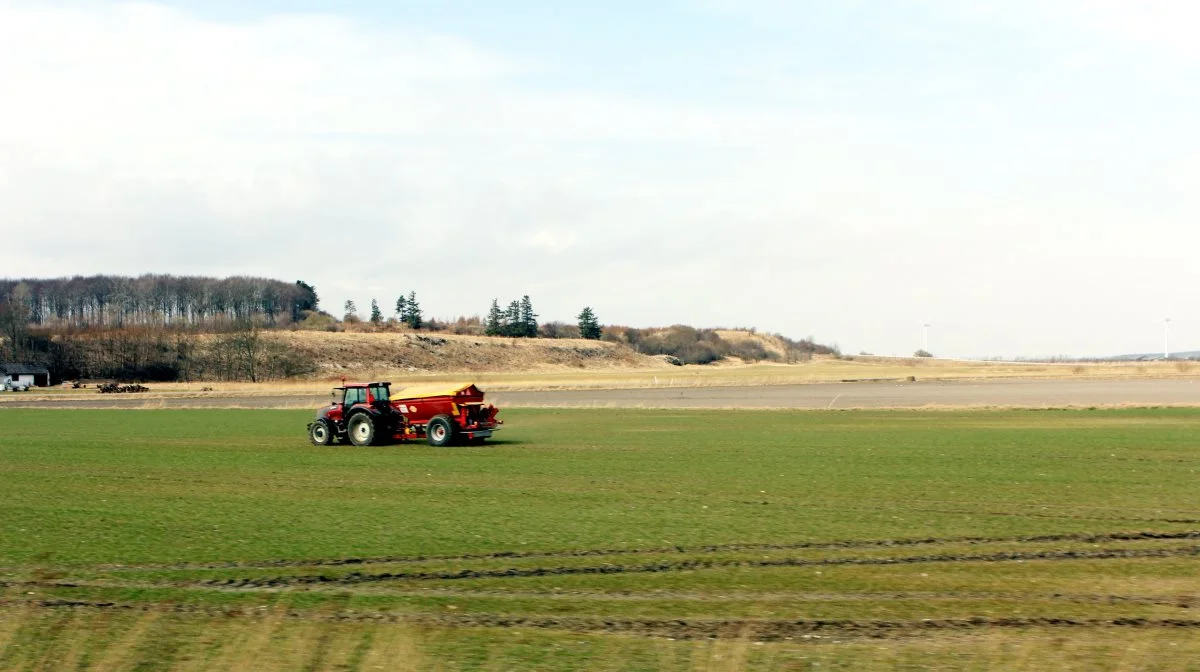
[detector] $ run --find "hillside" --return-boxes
[266,328,827,379]
[266,331,669,377]
[7,322,822,383]
[712,329,790,360]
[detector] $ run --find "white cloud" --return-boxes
[1036,0,1200,58]
[0,2,516,143]
[2,1,1199,356]
[524,230,577,255]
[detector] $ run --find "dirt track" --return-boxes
[4,378,1200,410]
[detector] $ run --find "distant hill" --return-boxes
[254,327,838,377]
[7,323,838,383]
[273,331,664,377]
[602,325,837,365]
[3,275,841,380]
[1107,351,1200,361]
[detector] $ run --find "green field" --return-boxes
[2,408,1199,670]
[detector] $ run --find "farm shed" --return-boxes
[1,363,50,388]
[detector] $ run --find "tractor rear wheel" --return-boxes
[348,413,376,446]
[309,419,334,446]
[427,415,456,447]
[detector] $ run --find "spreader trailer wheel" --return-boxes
[426,415,456,447]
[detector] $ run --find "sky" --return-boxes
[2,0,1199,358]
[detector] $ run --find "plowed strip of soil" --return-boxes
[199,545,1200,588]
[6,581,1194,610]
[7,600,1200,641]
[88,530,1200,572]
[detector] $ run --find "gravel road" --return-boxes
[4,378,1200,410]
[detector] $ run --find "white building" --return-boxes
[0,363,50,388]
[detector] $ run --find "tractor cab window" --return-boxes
[344,387,366,405]
[370,385,390,403]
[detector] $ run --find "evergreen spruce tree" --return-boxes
[394,295,407,319]
[504,300,521,337]
[404,291,422,330]
[577,306,601,339]
[485,299,503,336]
[519,295,538,337]
[369,299,383,324]
[343,300,358,321]
[294,280,319,313]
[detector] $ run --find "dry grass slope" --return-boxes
[270,329,1200,383]
[266,331,669,378]
[711,330,790,360]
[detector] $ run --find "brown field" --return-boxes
[4,356,1200,410]
[15,328,1200,397]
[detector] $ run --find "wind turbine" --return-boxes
[1164,318,1171,360]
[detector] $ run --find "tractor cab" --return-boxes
[333,382,391,407]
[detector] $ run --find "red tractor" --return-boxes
[307,381,501,447]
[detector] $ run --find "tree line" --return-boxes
[0,275,318,329]
[346,293,602,342]
[23,323,316,383]
[485,296,538,337]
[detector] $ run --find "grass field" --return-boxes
[2,408,1199,670]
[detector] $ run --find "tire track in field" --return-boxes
[5,599,1200,641]
[890,505,1200,526]
[88,529,1200,572]
[199,545,1200,588]
[4,578,1196,611]
[402,614,1200,641]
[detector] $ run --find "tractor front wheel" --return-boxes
[348,413,376,446]
[308,419,335,446]
[427,415,456,447]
